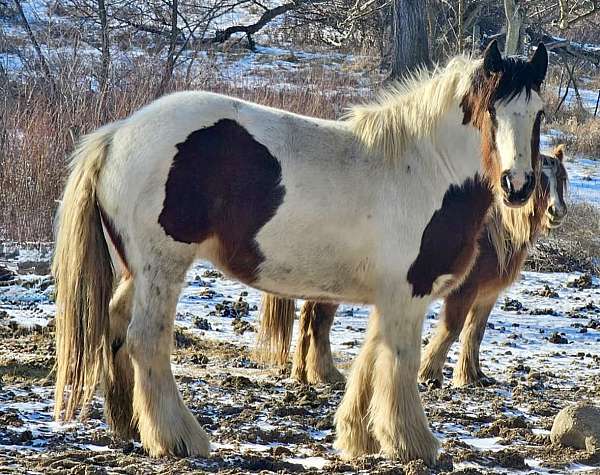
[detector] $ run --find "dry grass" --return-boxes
[526,201,600,275]
[0,61,371,241]
[543,78,600,158]
[547,115,600,157]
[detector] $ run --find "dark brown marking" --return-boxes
[407,175,494,297]
[158,119,286,283]
[111,337,124,358]
[550,147,569,204]
[98,204,130,274]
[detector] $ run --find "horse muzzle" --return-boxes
[546,204,567,228]
[501,170,535,208]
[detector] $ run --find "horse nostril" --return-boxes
[501,171,512,194]
[549,205,556,216]
[525,172,535,193]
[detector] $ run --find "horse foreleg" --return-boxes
[453,295,497,387]
[104,277,136,439]
[292,302,343,384]
[339,297,439,465]
[127,257,209,457]
[418,287,477,387]
[334,308,380,457]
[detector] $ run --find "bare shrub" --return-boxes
[543,85,600,157]
[548,115,600,157]
[0,61,370,241]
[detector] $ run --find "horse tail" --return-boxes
[256,293,296,366]
[52,123,119,421]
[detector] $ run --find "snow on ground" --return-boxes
[1,245,599,473]
[1,3,599,472]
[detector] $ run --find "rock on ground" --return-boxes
[550,402,600,453]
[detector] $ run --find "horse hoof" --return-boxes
[379,429,440,466]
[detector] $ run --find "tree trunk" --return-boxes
[390,0,431,79]
[504,0,524,55]
[457,0,465,53]
[156,0,179,97]
[97,0,110,122]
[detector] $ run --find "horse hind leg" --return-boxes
[418,287,477,387]
[292,302,344,384]
[127,251,209,457]
[453,295,498,387]
[104,276,136,439]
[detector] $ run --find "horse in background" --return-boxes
[52,41,548,465]
[257,146,568,386]
[419,146,568,387]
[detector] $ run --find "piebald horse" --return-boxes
[257,147,568,387]
[52,41,548,464]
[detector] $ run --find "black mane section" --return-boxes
[493,56,541,103]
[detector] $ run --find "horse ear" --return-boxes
[483,40,503,76]
[553,143,565,162]
[529,43,548,86]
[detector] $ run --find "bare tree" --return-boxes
[213,1,302,49]
[390,0,431,79]
[97,0,110,121]
[558,0,599,28]
[13,0,56,92]
[456,0,465,52]
[156,0,179,97]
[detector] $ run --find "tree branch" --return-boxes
[13,0,56,92]
[213,1,302,45]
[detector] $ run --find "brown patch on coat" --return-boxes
[407,174,494,298]
[460,74,502,189]
[98,204,130,275]
[158,119,285,283]
[440,150,567,333]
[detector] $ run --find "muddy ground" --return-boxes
[1,247,599,474]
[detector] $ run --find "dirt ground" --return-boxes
[1,248,600,474]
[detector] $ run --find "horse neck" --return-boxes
[349,61,483,180]
[427,103,483,180]
[488,183,549,275]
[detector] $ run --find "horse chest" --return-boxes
[406,175,493,298]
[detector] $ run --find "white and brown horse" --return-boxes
[52,41,548,464]
[257,146,568,387]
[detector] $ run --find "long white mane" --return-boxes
[344,56,481,162]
